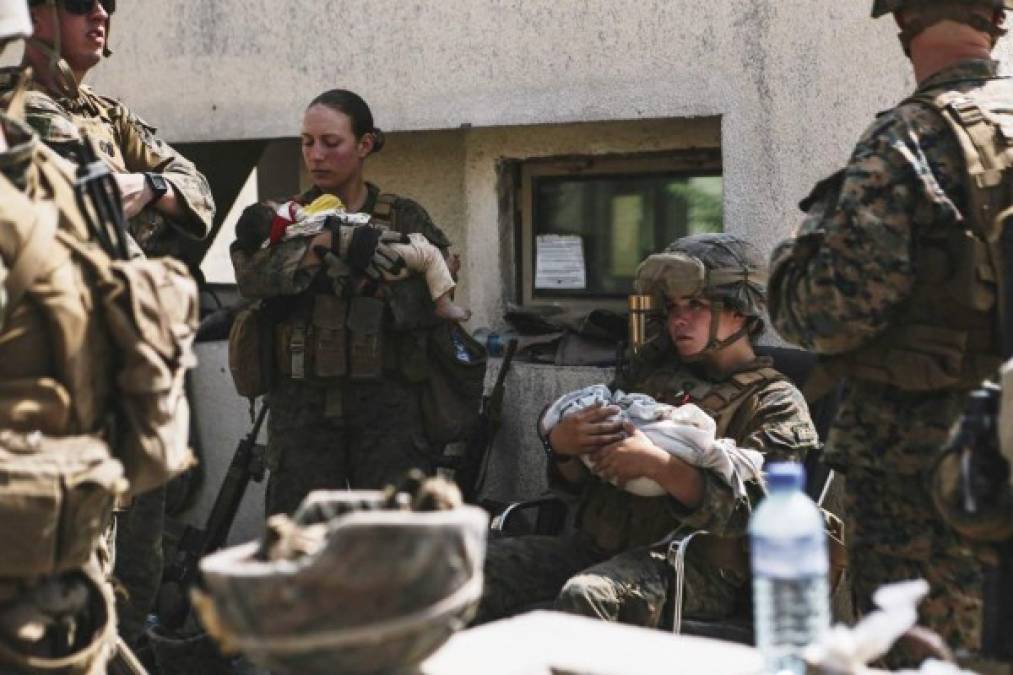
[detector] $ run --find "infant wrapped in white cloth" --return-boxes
[541,384,765,498]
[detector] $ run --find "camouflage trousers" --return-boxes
[113,484,166,645]
[473,532,741,627]
[846,466,985,668]
[265,375,436,516]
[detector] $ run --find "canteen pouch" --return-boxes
[0,431,125,577]
[312,294,348,378]
[228,302,272,398]
[420,323,487,446]
[347,295,384,380]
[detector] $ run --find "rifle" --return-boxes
[459,338,519,504]
[72,134,130,261]
[158,401,269,629]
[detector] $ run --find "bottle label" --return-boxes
[751,532,829,579]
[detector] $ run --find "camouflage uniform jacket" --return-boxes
[566,355,818,554]
[0,72,215,257]
[769,59,1013,474]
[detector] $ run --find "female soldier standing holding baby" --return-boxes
[231,89,467,516]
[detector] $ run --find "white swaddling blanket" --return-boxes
[541,384,764,498]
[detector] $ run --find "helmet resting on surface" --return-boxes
[195,485,488,675]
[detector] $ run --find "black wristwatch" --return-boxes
[537,419,573,464]
[144,172,169,206]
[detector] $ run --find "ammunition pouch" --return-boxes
[0,430,125,578]
[274,295,350,381]
[347,296,384,380]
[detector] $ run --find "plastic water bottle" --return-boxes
[471,328,518,357]
[749,462,830,675]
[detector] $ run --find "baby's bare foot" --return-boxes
[435,294,472,322]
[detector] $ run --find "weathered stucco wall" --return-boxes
[93,0,1009,322]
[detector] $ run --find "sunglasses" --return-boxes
[30,0,117,15]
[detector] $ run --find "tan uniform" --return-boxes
[0,72,215,644]
[0,71,215,258]
[0,111,120,674]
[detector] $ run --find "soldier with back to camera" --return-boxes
[769,0,1013,665]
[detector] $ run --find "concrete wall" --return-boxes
[94,0,1011,325]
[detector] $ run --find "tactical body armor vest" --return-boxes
[815,76,1013,394]
[268,193,442,385]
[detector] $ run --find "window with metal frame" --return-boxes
[518,150,723,310]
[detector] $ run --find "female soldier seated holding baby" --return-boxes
[474,233,819,627]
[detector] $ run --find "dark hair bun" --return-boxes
[370,128,386,154]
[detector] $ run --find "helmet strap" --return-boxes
[898,4,1006,55]
[681,299,752,363]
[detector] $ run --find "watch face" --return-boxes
[146,172,169,197]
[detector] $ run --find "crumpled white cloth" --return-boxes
[541,384,765,498]
[803,579,973,675]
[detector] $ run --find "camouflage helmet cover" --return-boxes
[872,0,1013,17]
[635,233,768,318]
[0,0,30,43]
[196,489,489,675]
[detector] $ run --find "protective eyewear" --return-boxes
[48,0,116,16]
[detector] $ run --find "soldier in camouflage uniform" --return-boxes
[768,0,1013,664]
[3,0,214,258]
[0,0,216,648]
[231,89,458,517]
[475,234,819,627]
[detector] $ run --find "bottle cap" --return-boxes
[766,462,805,492]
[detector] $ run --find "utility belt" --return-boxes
[805,323,1001,400]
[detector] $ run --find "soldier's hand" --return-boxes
[114,172,152,218]
[370,230,408,280]
[589,422,668,485]
[548,403,624,457]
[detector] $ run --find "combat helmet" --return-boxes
[872,0,1010,53]
[635,233,767,359]
[872,0,1013,17]
[194,480,488,675]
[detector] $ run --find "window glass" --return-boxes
[531,174,722,298]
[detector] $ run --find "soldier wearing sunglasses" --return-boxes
[3,0,214,260]
[0,0,217,656]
